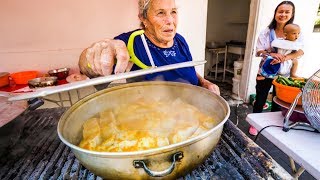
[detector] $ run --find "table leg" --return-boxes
[223,46,228,82]
[215,52,218,80]
[58,93,64,107]
[289,157,305,179]
[42,98,62,107]
[67,91,72,106]
[76,89,81,101]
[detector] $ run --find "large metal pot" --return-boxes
[58,81,230,179]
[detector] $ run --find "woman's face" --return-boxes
[275,4,293,25]
[141,0,178,48]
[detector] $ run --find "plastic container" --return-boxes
[260,56,280,78]
[10,71,38,85]
[272,79,302,105]
[0,72,10,87]
[233,61,243,79]
[232,77,240,95]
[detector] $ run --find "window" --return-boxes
[314,4,320,32]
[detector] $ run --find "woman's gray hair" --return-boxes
[138,0,151,28]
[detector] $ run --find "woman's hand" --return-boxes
[269,52,285,65]
[202,79,220,95]
[79,39,133,77]
[197,74,220,95]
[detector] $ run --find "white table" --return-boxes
[246,112,320,179]
[12,85,81,107]
[223,44,245,82]
[207,48,226,80]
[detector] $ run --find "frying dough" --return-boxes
[79,98,216,152]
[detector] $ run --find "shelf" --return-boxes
[206,47,226,81]
[227,46,245,55]
[225,68,234,74]
[207,48,226,53]
[223,45,245,82]
[209,67,224,73]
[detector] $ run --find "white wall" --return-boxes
[206,0,250,44]
[176,0,208,75]
[205,0,250,77]
[243,0,320,101]
[0,0,208,76]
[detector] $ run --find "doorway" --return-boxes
[205,0,255,101]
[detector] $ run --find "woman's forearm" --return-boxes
[196,73,220,95]
[256,50,268,57]
[196,73,205,86]
[285,49,304,60]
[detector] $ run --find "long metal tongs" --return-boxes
[8,60,205,101]
[8,31,205,101]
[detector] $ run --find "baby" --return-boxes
[271,23,302,77]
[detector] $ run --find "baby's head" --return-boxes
[284,24,300,41]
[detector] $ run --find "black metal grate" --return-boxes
[0,108,290,180]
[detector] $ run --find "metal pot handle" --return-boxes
[133,151,184,177]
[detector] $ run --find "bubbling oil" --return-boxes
[79,98,217,152]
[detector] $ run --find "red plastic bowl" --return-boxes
[0,72,10,87]
[272,79,302,105]
[11,71,38,85]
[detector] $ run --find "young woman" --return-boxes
[249,1,304,135]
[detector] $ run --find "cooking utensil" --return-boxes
[58,81,230,179]
[8,60,206,101]
[48,68,70,80]
[28,76,58,88]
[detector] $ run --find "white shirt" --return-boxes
[256,28,304,77]
[256,28,304,53]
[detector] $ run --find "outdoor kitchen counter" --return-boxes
[0,108,292,179]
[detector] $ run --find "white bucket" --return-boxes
[232,77,240,95]
[234,61,244,80]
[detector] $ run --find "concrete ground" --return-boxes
[213,80,315,180]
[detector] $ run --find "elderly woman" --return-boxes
[78,0,220,95]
